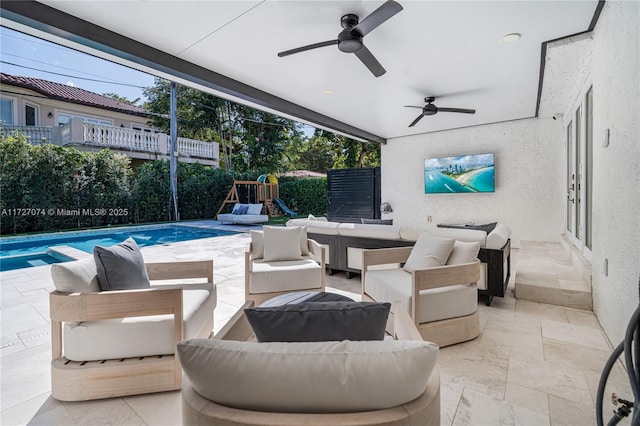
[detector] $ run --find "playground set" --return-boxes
[215,174,297,219]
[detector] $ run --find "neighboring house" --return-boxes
[0,72,219,167]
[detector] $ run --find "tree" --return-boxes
[143,78,302,173]
[312,129,380,169]
[143,79,237,170]
[102,92,141,106]
[293,134,335,172]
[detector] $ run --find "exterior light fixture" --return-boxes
[500,33,521,44]
[47,111,53,118]
[380,202,393,213]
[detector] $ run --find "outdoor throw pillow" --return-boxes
[231,204,249,215]
[299,226,310,256]
[446,240,481,265]
[246,203,263,215]
[250,230,265,259]
[403,232,455,272]
[244,301,391,342]
[262,226,303,262]
[51,256,101,293]
[93,237,150,291]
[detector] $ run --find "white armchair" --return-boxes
[49,258,215,401]
[245,227,325,305]
[362,244,481,347]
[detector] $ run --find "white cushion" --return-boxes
[307,214,328,222]
[249,257,322,294]
[246,203,263,215]
[486,224,512,249]
[399,226,487,247]
[63,283,216,361]
[403,232,454,272]
[286,218,311,227]
[263,226,303,261]
[299,226,309,256]
[446,240,481,265]
[51,257,100,293]
[337,223,401,240]
[178,338,438,413]
[364,269,477,323]
[250,231,264,259]
[287,219,340,235]
[251,229,309,258]
[249,227,309,260]
[218,213,268,224]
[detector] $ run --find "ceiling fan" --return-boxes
[405,97,476,127]
[277,0,403,77]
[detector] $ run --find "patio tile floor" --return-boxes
[0,224,630,425]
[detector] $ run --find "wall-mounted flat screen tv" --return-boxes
[424,153,495,193]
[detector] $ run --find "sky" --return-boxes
[0,26,157,104]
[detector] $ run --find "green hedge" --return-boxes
[0,134,328,235]
[278,176,327,216]
[1,133,132,234]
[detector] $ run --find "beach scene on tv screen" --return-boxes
[424,153,495,193]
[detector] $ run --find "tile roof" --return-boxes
[0,72,149,116]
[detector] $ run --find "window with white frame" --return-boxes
[57,112,112,127]
[1,97,15,125]
[25,104,37,126]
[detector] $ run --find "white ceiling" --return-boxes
[7,1,599,141]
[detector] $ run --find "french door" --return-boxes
[565,84,593,260]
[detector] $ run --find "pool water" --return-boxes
[0,224,238,272]
[0,252,74,271]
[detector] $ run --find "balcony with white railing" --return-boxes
[83,124,160,153]
[1,120,219,166]
[0,126,58,145]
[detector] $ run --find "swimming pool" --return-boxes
[0,224,239,272]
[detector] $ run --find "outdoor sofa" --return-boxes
[217,203,268,225]
[286,217,511,305]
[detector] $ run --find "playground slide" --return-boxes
[274,198,297,217]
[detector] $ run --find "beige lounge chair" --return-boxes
[181,301,440,425]
[362,247,481,347]
[245,230,326,305]
[49,259,215,401]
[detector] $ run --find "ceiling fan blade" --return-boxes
[404,105,424,109]
[277,40,339,57]
[353,0,403,36]
[437,107,476,114]
[409,113,426,127]
[354,45,386,77]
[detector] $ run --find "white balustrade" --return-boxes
[1,126,54,144]
[3,123,218,162]
[177,137,218,160]
[82,124,160,152]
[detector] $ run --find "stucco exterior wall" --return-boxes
[1,86,149,128]
[382,0,639,346]
[590,0,640,345]
[381,117,565,247]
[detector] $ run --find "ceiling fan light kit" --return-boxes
[405,97,477,127]
[277,0,403,77]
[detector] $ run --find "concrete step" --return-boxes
[515,240,592,310]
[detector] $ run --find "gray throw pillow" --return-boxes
[93,237,150,291]
[244,301,391,342]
